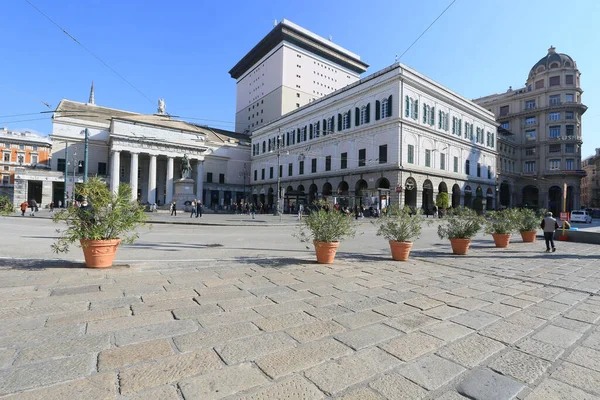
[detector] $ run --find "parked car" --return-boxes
[570,210,593,224]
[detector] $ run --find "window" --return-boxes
[565,111,574,120]
[453,156,458,173]
[565,144,575,153]
[425,150,431,167]
[379,145,387,164]
[32,145,38,151]
[19,144,24,150]
[565,94,574,103]
[343,112,350,130]
[549,159,561,170]
[288,163,293,176]
[525,129,536,141]
[1,175,8,185]
[566,125,574,136]
[440,153,445,170]
[299,161,304,175]
[549,126,561,138]
[358,149,366,167]
[525,161,536,173]
[565,159,575,170]
[57,158,66,171]
[253,170,257,181]
[500,122,509,129]
[325,156,331,171]
[549,76,560,86]
[535,79,544,89]
[412,100,419,120]
[525,147,536,156]
[407,145,414,164]
[261,169,265,180]
[405,96,410,117]
[311,158,317,173]
[341,153,347,169]
[269,167,273,179]
[97,162,107,175]
[549,144,561,153]
[488,167,492,179]
[381,99,389,119]
[31,154,38,164]
[477,163,481,177]
[327,118,333,135]
[499,106,509,116]
[465,160,471,175]
[207,172,213,183]
[525,117,536,125]
[549,95,561,105]
[566,75,574,84]
[219,174,225,184]
[549,112,560,121]
[525,100,536,109]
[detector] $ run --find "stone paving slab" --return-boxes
[1,240,600,398]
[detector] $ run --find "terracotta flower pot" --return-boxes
[80,239,121,268]
[520,230,537,242]
[449,238,471,255]
[313,240,340,264]
[492,233,511,248]
[389,241,413,261]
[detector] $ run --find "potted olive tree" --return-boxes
[294,202,356,264]
[374,206,428,261]
[484,209,519,248]
[435,192,449,218]
[437,207,484,255]
[516,208,541,242]
[52,177,148,268]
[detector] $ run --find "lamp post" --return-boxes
[83,128,89,182]
[63,140,69,206]
[239,163,248,204]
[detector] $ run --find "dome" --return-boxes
[529,46,576,78]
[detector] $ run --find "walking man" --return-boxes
[190,199,197,218]
[541,211,559,252]
[196,201,202,218]
[170,201,177,216]
[298,204,304,220]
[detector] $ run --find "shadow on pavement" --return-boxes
[0,259,84,270]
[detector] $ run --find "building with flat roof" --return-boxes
[474,46,586,215]
[229,19,368,133]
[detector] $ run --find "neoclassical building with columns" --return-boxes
[33,94,250,208]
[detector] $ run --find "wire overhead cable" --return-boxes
[23,0,155,106]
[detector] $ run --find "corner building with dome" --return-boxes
[474,46,587,215]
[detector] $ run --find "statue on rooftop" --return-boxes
[157,98,166,115]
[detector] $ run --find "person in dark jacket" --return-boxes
[540,211,559,252]
[170,201,177,216]
[196,201,202,218]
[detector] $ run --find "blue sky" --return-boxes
[3,0,599,157]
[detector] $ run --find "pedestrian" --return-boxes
[58,200,62,209]
[196,201,202,218]
[28,198,37,216]
[540,211,559,252]
[171,201,177,216]
[354,205,359,220]
[298,204,304,220]
[190,199,197,218]
[50,201,54,213]
[20,200,28,216]
[250,203,256,219]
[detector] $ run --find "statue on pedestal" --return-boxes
[180,155,192,179]
[157,99,166,115]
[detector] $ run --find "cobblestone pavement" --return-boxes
[1,240,600,399]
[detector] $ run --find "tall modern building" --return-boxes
[474,47,587,215]
[229,19,368,133]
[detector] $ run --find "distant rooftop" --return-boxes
[229,19,369,79]
[0,127,51,145]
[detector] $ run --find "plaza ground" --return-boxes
[1,215,600,399]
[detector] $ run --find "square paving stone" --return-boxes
[551,291,589,305]
[505,312,546,330]
[489,350,551,384]
[307,305,353,321]
[216,332,296,364]
[582,331,600,351]
[565,309,600,324]
[237,375,324,400]
[421,321,473,342]
[479,320,533,344]
[567,346,600,373]
[552,316,591,333]
[481,303,520,317]
[457,368,525,400]
[336,387,386,400]
[373,303,418,317]
[434,392,469,400]
[424,305,466,320]
[450,310,500,330]
[449,297,491,311]
[384,313,438,333]
[552,362,600,395]
[369,373,428,399]
[405,297,445,310]
[525,378,597,400]
[436,334,505,368]
[333,310,385,329]
[286,320,345,343]
[532,325,582,348]
[334,323,402,350]
[379,332,444,361]
[398,354,465,390]
[516,338,564,362]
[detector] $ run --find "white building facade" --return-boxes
[251,64,498,213]
[230,19,368,133]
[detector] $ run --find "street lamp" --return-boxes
[239,163,249,204]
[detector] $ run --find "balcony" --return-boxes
[543,169,586,177]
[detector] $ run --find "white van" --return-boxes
[570,210,593,223]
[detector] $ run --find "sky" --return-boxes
[2,0,600,157]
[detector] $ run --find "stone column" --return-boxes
[166,156,174,204]
[196,158,204,203]
[130,152,139,201]
[111,150,121,194]
[148,154,157,203]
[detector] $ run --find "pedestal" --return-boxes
[173,179,196,211]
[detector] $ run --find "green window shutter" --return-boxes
[355,107,360,126]
[387,95,392,117]
[348,109,352,128]
[376,100,381,120]
[366,103,371,123]
[438,111,442,128]
[458,119,462,136]
[452,117,456,134]
[431,107,435,126]
[423,104,427,123]
[405,96,409,117]
[331,116,335,133]
[316,121,320,137]
[491,133,494,147]
[338,114,342,131]
[414,100,418,120]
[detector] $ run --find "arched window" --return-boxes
[313,122,319,138]
[327,117,333,135]
[360,106,368,125]
[405,96,410,117]
[262,141,266,153]
[343,112,350,130]
[413,100,419,120]
[381,99,388,119]
[429,107,435,126]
